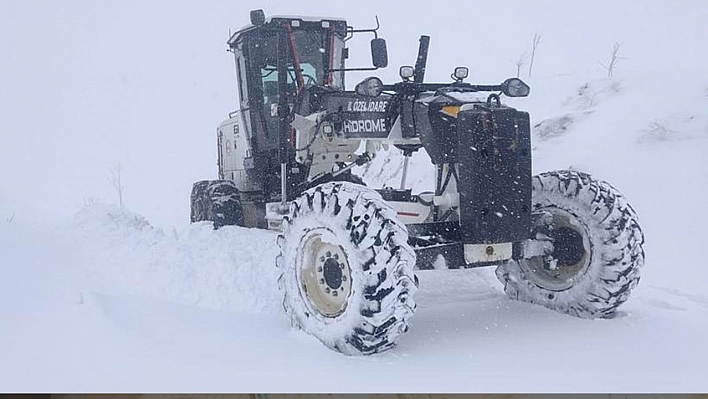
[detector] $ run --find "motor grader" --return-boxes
[191,10,645,355]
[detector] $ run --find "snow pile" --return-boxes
[64,203,282,313]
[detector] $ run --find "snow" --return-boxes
[67,204,282,313]
[2,0,708,393]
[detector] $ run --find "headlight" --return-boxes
[355,77,384,97]
[399,66,414,80]
[501,78,530,97]
[453,66,469,80]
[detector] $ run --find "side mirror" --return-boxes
[500,78,530,97]
[370,38,388,69]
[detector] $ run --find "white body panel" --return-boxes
[388,201,431,224]
[292,113,420,182]
[218,111,261,192]
[464,242,513,264]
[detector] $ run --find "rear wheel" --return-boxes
[496,170,645,318]
[190,180,244,229]
[277,182,417,355]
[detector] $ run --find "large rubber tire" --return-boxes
[303,170,366,191]
[277,181,417,355]
[190,180,244,229]
[495,170,645,318]
[342,172,365,186]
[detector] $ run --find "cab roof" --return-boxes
[228,15,348,48]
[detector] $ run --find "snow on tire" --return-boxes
[277,181,417,355]
[496,170,645,318]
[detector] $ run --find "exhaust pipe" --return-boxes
[413,35,430,83]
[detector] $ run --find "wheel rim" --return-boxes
[297,228,352,317]
[522,207,592,291]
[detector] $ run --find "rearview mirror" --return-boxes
[501,78,530,97]
[370,38,388,69]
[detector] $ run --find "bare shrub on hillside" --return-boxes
[528,33,542,78]
[513,52,528,78]
[600,43,624,78]
[107,163,125,207]
[639,120,682,143]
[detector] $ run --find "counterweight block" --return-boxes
[456,106,532,245]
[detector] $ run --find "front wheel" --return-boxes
[277,182,417,355]
[496,170,645,318]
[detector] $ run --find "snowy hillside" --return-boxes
[2,0,708,393]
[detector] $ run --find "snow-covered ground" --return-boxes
[2,0,708,393]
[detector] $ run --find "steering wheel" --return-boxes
[302,74,317,86]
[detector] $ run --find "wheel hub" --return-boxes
[323,258,343,289]
[522,207,591,291]
[550,226,585,267]
[298,229,352,317]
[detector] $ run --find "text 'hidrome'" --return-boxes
[343,118,387,133]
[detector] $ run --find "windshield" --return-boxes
[249,28,343,90]
[246,27,344,142]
